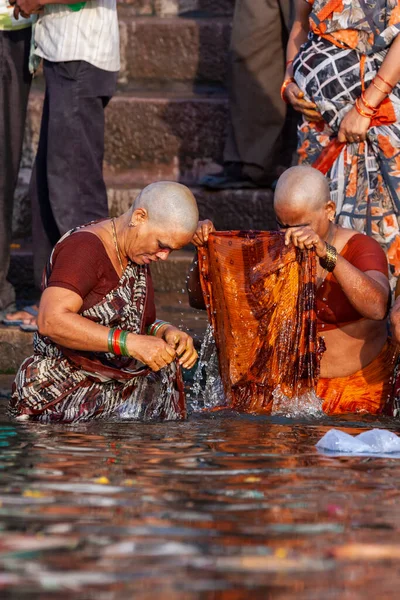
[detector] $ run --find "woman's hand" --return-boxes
[127,334,176,372]
[338,105,370,143]
[163,326,198,369]
[284,82,324,122]
[192,220,215,247]
[284,225,327,258]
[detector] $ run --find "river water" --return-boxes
[1,397,400,599]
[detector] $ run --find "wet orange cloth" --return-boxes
[198,231,321,414]
[317,340,400,416]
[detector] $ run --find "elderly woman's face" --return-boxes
[125,219,193,265]
[275,202,332,238]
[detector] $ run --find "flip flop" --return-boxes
[2,304,39,327]
[19,323,38,332]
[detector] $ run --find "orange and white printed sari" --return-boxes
[293,0,400,280]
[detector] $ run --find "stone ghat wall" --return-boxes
[13,0,275,241]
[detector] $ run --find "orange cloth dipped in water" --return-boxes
[317,340,399,416]
[198,231,321,414]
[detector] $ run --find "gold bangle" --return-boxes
[319,243,337,272]
[280,77,294,104]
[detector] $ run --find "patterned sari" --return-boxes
[294,0,400,279]
[9,228,185,423]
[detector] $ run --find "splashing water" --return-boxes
[188,324,225,412]
[188,327,324,418]
[271,386,324,418]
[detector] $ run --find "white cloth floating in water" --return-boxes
[316,428,400,456]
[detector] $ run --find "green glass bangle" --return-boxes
[108,328,116,353]
[153,322,168,337]
[119,330,130,357]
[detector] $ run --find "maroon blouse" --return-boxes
[317,234,389,331]
[47,231,156,327]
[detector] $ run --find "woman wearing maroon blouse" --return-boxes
[10,182,199,423]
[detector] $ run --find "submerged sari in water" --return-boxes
[9,228,185,423]
[198,231,321,414]
[294,0,400,278]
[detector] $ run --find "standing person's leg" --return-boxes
[225,0,291,185]
[0,28,32,313]
[32,59,118,286]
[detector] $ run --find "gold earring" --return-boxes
[129,222,135,228]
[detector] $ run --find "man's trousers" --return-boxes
[30,59,118,288]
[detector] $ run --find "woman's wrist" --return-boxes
[319,243,338,272]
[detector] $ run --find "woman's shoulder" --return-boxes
[338,230,388,273]
[55,230,107,257]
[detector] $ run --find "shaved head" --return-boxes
[274,166,331,213]
[133,181,199,235]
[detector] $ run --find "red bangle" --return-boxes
[355,97,374,119]
[112,328,123,355]
[376,73,394,90]
[286,59,294,67]
[360,91,378,114]
[281,77,294,104]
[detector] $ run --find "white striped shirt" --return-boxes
[34,0,119,72]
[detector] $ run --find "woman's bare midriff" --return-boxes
[319,319,388,378]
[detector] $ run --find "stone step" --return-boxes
[118,0,234,17]
[12,178,276,243]
[108,185,276,230]
[26,89,228,184]
[9,182,276,297]
[8,247,196,294]
[118,14,230,87]
[33,15,231,88]
[0,327,34,374]
[0,291,208,374]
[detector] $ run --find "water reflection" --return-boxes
[1,404,400,598]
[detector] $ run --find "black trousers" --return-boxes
[0,28,32,309]
[224,0,296,184]
[31,59,118,288]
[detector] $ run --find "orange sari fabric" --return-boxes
[198,231,321,414]
[317,340,400,416]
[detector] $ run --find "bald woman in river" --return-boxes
[192,166,397,416]
[10,182,199,423]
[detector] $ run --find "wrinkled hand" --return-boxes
[284,81,324,122]
[12,0,43,18]
[192,219,215,247]
[163,326,198,369]
[390,298,400,344]
[127,334,176,372]
[284,225,327,258]
[338,105,370,144]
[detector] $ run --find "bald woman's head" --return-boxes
[133,181,199,235]
[274,166,331,214]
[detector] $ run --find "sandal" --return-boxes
[2,304,39,327]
